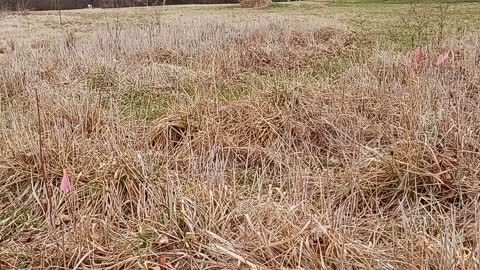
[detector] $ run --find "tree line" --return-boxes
[0,0,238,10]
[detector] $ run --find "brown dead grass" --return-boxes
[1,8,480,270]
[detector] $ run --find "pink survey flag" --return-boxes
[60,169,72,193]
[410,47,424,72]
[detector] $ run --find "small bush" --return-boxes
[240,0,272,8]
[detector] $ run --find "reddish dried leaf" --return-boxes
[157,255,169,270]
[436,51,450,66]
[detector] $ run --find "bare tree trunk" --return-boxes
[163,0,166,6]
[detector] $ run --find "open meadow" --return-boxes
[1,0,480,269]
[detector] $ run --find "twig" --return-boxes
[55,0,63,26]
[35,89,54,228]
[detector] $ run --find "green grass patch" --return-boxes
[15,254,31,270]
[136,231,154,247]
[333,0,479,4]
[329,2,480,50]
[314,57,353,79]
[217,85,252,102]
[120,90,175,121]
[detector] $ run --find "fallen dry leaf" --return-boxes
[159,234,169,245]
[157,255,169,270]
[436,50,451,66]
[91,224,101,241]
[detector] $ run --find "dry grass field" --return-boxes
[1,1,480,269]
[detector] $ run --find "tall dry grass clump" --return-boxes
[1,12,480,269]
[240,0,272,8]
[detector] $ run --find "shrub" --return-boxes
[240,0,271,8]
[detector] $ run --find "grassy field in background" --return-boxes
[1,1,480,269]
[2,0,480,50]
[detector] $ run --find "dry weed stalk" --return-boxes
[34,89,54,228]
